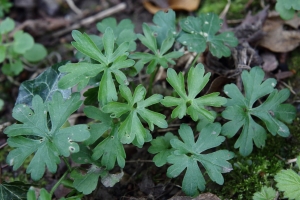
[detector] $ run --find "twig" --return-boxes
[51,3,126,38]
[286,158,297,164]
[65,0,83,16]
[0,122,11,133]
[0,142,7,149]
[126,159,153,163]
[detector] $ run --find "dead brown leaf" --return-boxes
[261,52,278,72]
[258,13,300,52]
[143,0,200,14]
[169,193,221,200]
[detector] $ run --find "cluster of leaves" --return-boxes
[275,0,300,20]
[0,17,47,76]
[252,155,300,200]
[2,8,297,199]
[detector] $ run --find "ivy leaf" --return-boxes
[148,132,178,167]
[150,9,177,47]
[222,67,296,156]
[91,125,126,170]
[4,92,90,180]
[97,17,137,51]
[13,31,34,54]
[16,61,71,106]
[275,169,300,200]
[102,84,168,146]
[167,123,234,196]
[161,63,227,121]
[252,186,277,200]
[71,165,108,195]
[0,181,30,200]
[177,13,238,57]
[59,28,135,106]
[129,23,183,74]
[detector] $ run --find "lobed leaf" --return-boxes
[4,92,90,180]
[275,169,300,200]
[222,67,296,156]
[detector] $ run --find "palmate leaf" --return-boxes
[58,27,135,105]
[222,67,296,156]
[177,13,238,57]
[129,23,183,74]
[167,123,234,196]
[102,84,168,146]
[4,92,90,180]
[150,9,177,47]
[161,63,227,121]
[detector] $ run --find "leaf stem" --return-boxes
[50,170,68,196]
[62,157,72,172]
[147,67,160,96]
[190,52,201,67]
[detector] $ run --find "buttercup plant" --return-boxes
[2,9,296,199]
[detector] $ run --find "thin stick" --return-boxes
[51,3,126,38]
[65,0,83,16]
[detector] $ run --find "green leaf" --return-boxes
[92,125,126,170]
[252,186,277,200]
[0,45,6,63]
[23,43,47,62]
[102,84,168,146]
[97,18,137,51]
[0,17,15,34]
[222,67,296,156]
[60,29,134,105]
[178,13,238,57]
[275,169,300,200]
[13,31,34,54]
[16,61,71,106]
[148,132,178,167]
[1,59,23,76]
[71,165,108,195]
[166,123,234,196]
[276,0,300,20]
[0,181,30,200]
[4,92,90,180]
[130,23,183,74]
[161,63,227,121]
[150,9,177,47]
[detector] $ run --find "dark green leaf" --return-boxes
[0,181,30,200]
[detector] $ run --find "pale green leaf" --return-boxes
[252,186,277,200]
[13,31,34,54]
[275,169,300,200]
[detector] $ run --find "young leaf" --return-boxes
[252,186,277,200]
[166,123,234,196]
[4,92,90,180]
[59,28,135,105]
[148,132,178,167]
[102,84,168,146]
[178,13,238,57]
[13,31,34,54]
[23,43,47,62]
[0,17,15,34]
[97,17,137,51]
[129,23,183,74]
[71,165,108,195]
[222,67,296,156]
[150,9,177,47]
[161,63,227,121]
[16,61,71,106]
[275,169,300,200]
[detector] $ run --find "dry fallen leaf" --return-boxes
[261,52,278,72]
[169,193,221,200]
[143,0,200,14]
[258,13,300,52]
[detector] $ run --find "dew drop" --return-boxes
[204,21,209,24]
[69,146,75,152]
[172,31,176,35]
[78,157,82,160]
[85,76,88,79]
[191,31,194,34]
[84,159,88,162]
[271,82,276,87]
[222,167,233,173]
[23,105,26,107]
[9,158,14,165]
[225,91,229,95]
[183,41,187,44]
[44,110,47,114]
[203,32,208,37]
[212,131,216,135]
